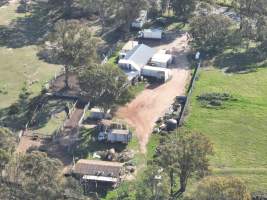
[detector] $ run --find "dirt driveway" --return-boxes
[116,33,191,153]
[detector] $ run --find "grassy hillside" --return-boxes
[185,67,267,192]
[0,2,61,109]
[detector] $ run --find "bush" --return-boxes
[197,92,235,108]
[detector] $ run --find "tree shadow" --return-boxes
[0,94,43,131]
[0,94,68,132]
[214,45,267,73]
[0,0,8,7]
[29,98,68,131]
[0,1,62,48]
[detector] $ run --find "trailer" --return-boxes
[138,29,163,40]
[141,65,172,82]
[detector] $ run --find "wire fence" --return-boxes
[178,60,202,126]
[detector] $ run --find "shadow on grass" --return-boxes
[0,2,62,48]
[214,45,267,73]
[0,93,44,131]
[74,128,127,159]
[0,94,68,132]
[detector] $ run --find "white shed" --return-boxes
[131,10,148,29]
[151,53,173,68]
[107,129,132,144]
[118,44,156,72]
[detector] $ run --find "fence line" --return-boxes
[78,102,90,126]
[178,60,202,126]
[101,44,119,65]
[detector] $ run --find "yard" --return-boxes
[185,67,267,192]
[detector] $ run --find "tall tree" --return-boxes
[80,0,118,33]
[45,20,99,88]
[79,63,128,112]
[155,133,214,198]
[0,128,16,171]
[190,14,233,53]
[0,151,87,200]
[192,176,251,200]
[170,0,197,21]
[117,0,148,31]
[136,166,170,200]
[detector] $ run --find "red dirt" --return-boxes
[116,34,191,153]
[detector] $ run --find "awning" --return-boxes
[82,175,118,183]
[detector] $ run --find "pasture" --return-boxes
[0,1,61,109]
[186,67,267,192]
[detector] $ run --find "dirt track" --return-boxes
[116,33,191,153]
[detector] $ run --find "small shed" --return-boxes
[89,108,111,120]
[131,10,147,29]
[72,159,123,187]
[151,53,173,68]
[107,129,132,144]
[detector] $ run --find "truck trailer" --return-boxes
[138,29,163,40]
[141,65,172,82]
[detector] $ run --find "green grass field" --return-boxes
[0,2,61,109]
[185,67,267,192]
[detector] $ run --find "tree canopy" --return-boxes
[155,132,214,198]
[79,63,128,111]
[192,176,251,200]
[190,14,233,53]
[44,20,99,87]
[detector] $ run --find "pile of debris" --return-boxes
[153,96,186,134]
[93,148,136,175]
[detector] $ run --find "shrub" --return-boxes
[197,92,235,108]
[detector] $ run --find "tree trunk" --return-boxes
[64,66,69,89]
[172,173,188,198]
[63,0,72,18]
[170,168,174,196]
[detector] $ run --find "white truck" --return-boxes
[141,65,172,82]
[138,29,163,40]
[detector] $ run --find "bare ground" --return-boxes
[116,33,191,153]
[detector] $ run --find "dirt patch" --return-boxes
[116,33,191,153]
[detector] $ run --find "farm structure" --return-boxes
[97,120,132,143]
[118,44,156,72]
[72,159,123,188]
[150,50,173,68]
[117,41,175,82]
[131,10,148,29]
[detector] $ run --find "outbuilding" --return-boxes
[131,10,147,29]
[72,159,123,188]
[107,129,132,144]
[151,52,173,68]
[118,44,156,72]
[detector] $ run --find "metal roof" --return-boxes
[73,159,123,178]
[119,44,156,71]
[151,53,172,63]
